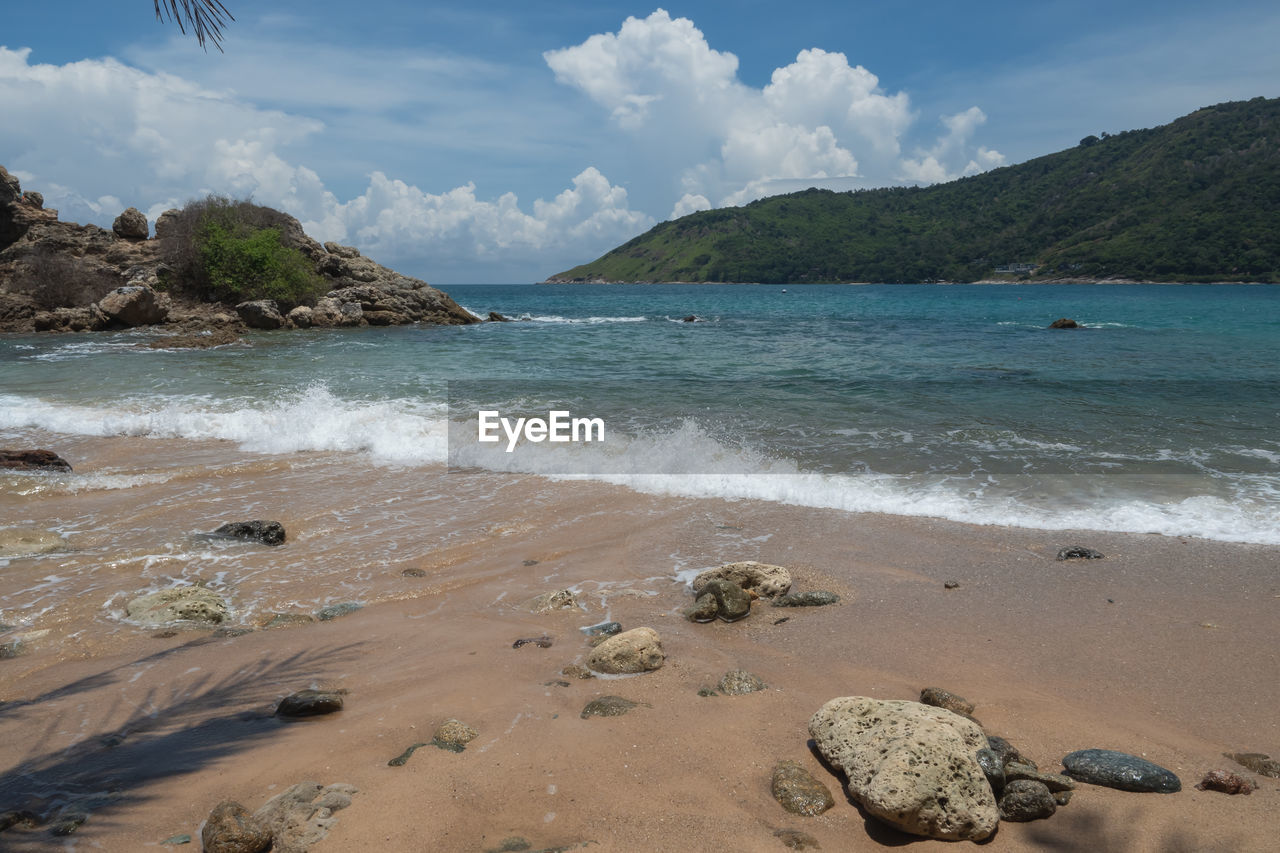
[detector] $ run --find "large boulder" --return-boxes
[126,586,229,626]
[111,207,148,240]
[808,697,998,841]
[586,627,665,674]
[96,285,167,327]
[236,299,285,330]
[691,561,792,599]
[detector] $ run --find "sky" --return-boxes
[3,2,1278,282]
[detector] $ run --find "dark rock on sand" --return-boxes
[1004,761,1075,792]
[987,735,1030,768]
[771,760,835,816]
[432,718,478,752]
[944,580,960,589]
[1057,545,1104,560]
[580,696,645,719]
[388,742,429,766]
[254,780,357,852]
[1062,748,1181,793]
[976,748,1005,791]
[919,687,975,716]
[201,800,272,853]
[774,828,821,850]
[683,592,720,622]
[0,449,72,471]
[513,635,553,649]
[276,689,344,718]
[1048,317,1080,329]
[401,567,427,577]
[697,687,718,697]
[316,602,363,621]
[771,590,839,607]
[1224,752,1280,778]
[1196,769,1257,794]
[687,578,751,622]
[212,520,286,546]
[48,813,88,836]
[998,779,1057,822]
[718,669,766,695]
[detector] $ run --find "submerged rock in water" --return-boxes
[0,449,72,471]
[919,687,975,716]
[692,561,792,599]
[773,828,821,850]
[512,635,553,649]
[998,779,1057,822]
[388,742,429,766]
[315,602,362,621]
[1048,317,1080,329]
[808,696,998,842]
[255,781,357,853]
[126,586,229,626]
[201,800,272,853]
[1061,749,1181,793]
[581,621,622,638]
[1056,545,1104,561]
[586,627,664,674]
[527,589,582,613]
[580,696,644,719]
[432,718,478,752]
[718,669,766,695]
[772,590,840,607]
[276,689,344,718]
[1224,752,1280,778]
[0,527,65,557]
[1195,769,1257,794]
[261,612,316,629]
[771,760,835,816]
[212,520,286,546]
[488,311,512,322]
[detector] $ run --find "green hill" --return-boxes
[547,96,1280,283]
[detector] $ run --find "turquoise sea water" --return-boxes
[2,284,1278,543]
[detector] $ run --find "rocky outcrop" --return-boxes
[0,166,479,333]
[97,285,167,327]
[808,696,999,842]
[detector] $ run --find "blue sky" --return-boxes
[3,2,1277,282]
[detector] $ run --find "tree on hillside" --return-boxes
[154,1,233,51]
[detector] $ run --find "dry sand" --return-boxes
[1,432,1277,851]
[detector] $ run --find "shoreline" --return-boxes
[2,432,1277,849]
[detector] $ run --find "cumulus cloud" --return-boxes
[547,9,999,210]
[0,46,648,280]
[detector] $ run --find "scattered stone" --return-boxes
[527,589,582,613]
[1057,545,1104,560]
[522,559,539,566]
[432,718,478,752]
[773,828,820,850]
[586,627,665,674]
[513,635,554,649]
[112,207,148,240]
[998,779,1057,822]
[692,561,792,599]
[1004,761,1075,792]
[1048,318,1080,329]
[976,748,1005,792]
[697,687,718,697]
[212,520,286,546]
[544,680,571,688]
[1224,752,1280,778]
[771,760,835,816]
[315,602,363,621]
[254,781,357,853]
[201,800,272,853]
[773,617,790,625]
[581,696,645,719]
[1053,790,1073,806]
[488,838,531,853]
[1196,769,1257,794]
[687,578,751,622]
[276,689,344,718]
[919,687,974,716]
[388,743,429,766]
[581,621,622,638]
[236,299,285,330]
[808,696,998,842]
[0,639,27,659]
[160,833,192,845]
[986,735,1029,768]
[944,580,960,589]
[0,810,39,831]
[401,567,427,577]
[718,669,766,695]
[97,284,166,326]
[0,527,65,557]
[771,591,840,607]
[1061,749,1181,793]
[126,586,229,626]
[261,613,316,629]
[0,449,72,471]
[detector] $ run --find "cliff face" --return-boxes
[0,166,479,334]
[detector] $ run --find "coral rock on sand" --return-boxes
[586,627,665,674]
[808,696,999,841]
[202,800,272,853]
[126,586,229,626]
[254,781,357,853]
[717,669,766,695]
[691,561,792,599]
[1195,769,1256,794]
[685,578,752,622]
[1057,545,1104,560]
[771,760,835,816]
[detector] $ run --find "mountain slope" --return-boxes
[548,97,1280,283]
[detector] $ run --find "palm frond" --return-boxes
[154,1,234,52]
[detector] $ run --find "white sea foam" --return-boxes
[515,313,647,324]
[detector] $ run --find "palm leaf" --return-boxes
[154,1,234,52]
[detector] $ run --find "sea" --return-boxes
[3,283,1279,545]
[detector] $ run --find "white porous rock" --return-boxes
[691,561,792,599]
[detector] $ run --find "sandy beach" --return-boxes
[0,431,1276,851]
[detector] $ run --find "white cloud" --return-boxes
[670,193,711,219]
[898,106,1006,184]
[546,10,999,208]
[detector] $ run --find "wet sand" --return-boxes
[1,432,1277,850]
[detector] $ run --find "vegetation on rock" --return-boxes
[549,97,1280,284]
